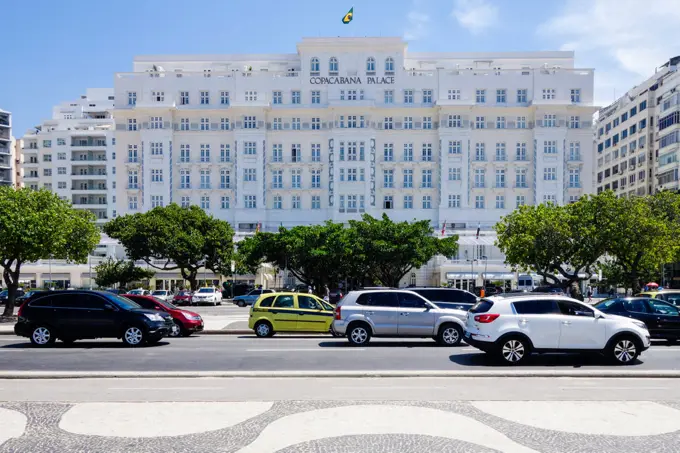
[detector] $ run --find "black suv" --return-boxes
[14,291,174,347]
[409,287,477,310]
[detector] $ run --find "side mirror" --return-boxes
[103,304,116,311]
[594,312,603,319]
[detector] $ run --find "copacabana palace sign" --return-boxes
[310,76,395,85]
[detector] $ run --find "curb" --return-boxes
[1,370,680,379]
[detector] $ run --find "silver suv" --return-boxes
[332,290,467,346]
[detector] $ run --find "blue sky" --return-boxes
[2,0,677,135]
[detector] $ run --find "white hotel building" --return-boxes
[111,37,596,290]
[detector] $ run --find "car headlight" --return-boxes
[632,320,648,330]
[182,312,200,320]
[144,313,164,322]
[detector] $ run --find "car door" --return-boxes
[557,300,607,349]
[296,295,333,332]
[357,292,400,335]
[511,300,561,349]
[620,299,658,336]
[397,292,436,336]
[269,294,298,331]
[647,299,680,338]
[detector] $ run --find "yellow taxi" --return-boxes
[248,292,336,337]
[637,290,680,307]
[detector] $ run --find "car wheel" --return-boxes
[122,326,146,346]
[30,326,55,347]
[238,300,246,307]
[254,321,274,338]
[608,336,640,365]
[347,323,371,346]
[168,321,183,338]
[497,336,529,365]
[436,323,463,346]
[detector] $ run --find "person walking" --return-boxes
[587,285,593,303]
[324,285,330,302]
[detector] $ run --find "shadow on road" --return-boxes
[318,340,468,348]
[449,352,643,367]
[1,341,171,350]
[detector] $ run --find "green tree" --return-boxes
[0,188,99,316]
[103,204,234,291]
[93,258,156,290]
[348,214,459,287]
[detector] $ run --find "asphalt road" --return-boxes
[2,335,680,372]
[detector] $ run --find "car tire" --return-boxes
[254,321,274,338]
[607,335,641,365]
[30,326,56,347]
[122,325,146,347]
[181,330,193,337]
[347,323,371,346]
[168,321,183,338]
[217,301,222,306]
[436,323,463,346]
[496,336,530,365]
[237,300,246,308]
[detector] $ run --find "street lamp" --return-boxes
[464,250,478,292]
[481,255,488,288]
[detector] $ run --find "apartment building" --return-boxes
[595,56,680,196]
[112,37,596,290]
[0,109,13,186]
[21,88,117,224]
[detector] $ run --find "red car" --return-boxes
[172,290,193,306]
[123,294,204,337]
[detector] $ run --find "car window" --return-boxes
[469,300,494,313]
[298,295,322,310]
[512,300,559,315]
[272,294,294,308]
[258,295,275,308]
[623,299,650,314]
[595,299,624,312]
[355,292,399,307]
[130,297,155,309]
[660,293,680,306]
[104,294,141,310]
[28,297,52,307]
[197,288,213,293]
[558,300,594,317]
[649,300,679,316]
[398,292,429,309]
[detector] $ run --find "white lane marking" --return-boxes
[246,348,365,352]
[566,386,669,390]
[108,387,229,390]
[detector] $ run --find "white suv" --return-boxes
[464,294,651,365]
[191,287,222,306]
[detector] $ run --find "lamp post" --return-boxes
[482,255,488,288]
[464,250,478,292]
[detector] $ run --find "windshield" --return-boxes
[177,291,191,296]
[154,297,178,310]
[152,290,167,296]
[0,290,7,297]
[105,294,142,310]
[197,288,214,293]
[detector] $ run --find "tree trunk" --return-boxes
[2,266,20,317]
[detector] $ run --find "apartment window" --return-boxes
[244,141,257,156]
[291,144,301,162]
[384,90,394,104]
[403,169,413,188]
[543,140,557,154]
[639,100,647,111]
[200,169,211,189]
[495,143,506,161]
[403,143,413,161]
[422,89,433,104]
[476,89,486,103]
[220,169,231,189]
[448,89,461,100]
[180,169,190,189]
[448,114,462,128]
[57,152,66,160]
[448,194,461,208]
[150,142,163,156]
[179,118,189,131]
[292,90,301,104]
[475,143,486,161]
[475,116,485,129]
[448,140,462,154]
[57,181,67,189]
[516,116,527,129]
[630,106,637,117]
[152,91,164,102]
[311,169,321,188]
[544,167,557,181]
[43,154,52,162]
[570,89,581,103]
[199,118,209,131]
[569,142,580,161]
[244,168,256,182]
[272,91,282,104]
[245,91,258,101]
[543,114,557,127]
[475,196,485,209]
[128,92,137,106]
[220,118,230,130]
[200,144,211,162]
[423,117,432,129]
[403,195,413,209]
[383,169,394,188]
[292,117,302,130]
[127,170,138,189]
[496,89,507,103]
[291,169,302,188]
[151,169,163,182]
[57,167,66,175]
[515,168,527,188]
[569,116,580,129]
[311,143,321,162]
[422,169,432,188]
[220,144,231,162]
[127,119,137,131]
[542,89,556,100]
[220,91,230,105]
[180,91,190,105]
[383,196,394,210]
[127,144,138,163]
[448,167,461,181]
[384,143,394,161]
[517,89,527,103]
[569,169,581,187]
[495,169,506,188]
[495,195,505,209]
[311,195,321,209]
[421,143,433,161]
[639,118,647,130]
[404,89,414,104]
[496,116,506,129]
[422,195,432,209]
[216,196,228,210]
[474,169,485,188]
[128,196,138,210]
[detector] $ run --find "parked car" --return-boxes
[172,290,193,306]
[332,289,468,346]
[233,289,276,307]
[16,290,47,305]
[637,290,680,306]
[151,290,171,302]
[594,297,680,342]
[464,294,650,365]
[192,287,222,306]
[124,294,204,337]
[0,289,25,304]
[249,292,335,337]
[104,288,124,295]
[532,286,565,295]
[14,290,174,347]
[127,289,151,296]
[409,287,477,311]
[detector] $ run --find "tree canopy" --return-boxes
[93,258,156,290]
[0,188,99,315]
[103,204,234,290]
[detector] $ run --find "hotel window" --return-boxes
[421,143,433,161]
[291,144,301,162]
[291,169,302,188]
[384,117,393,129]
[151,169,163,182]
[569,169,581,187]
[128,92,137,106]
[57,167,66,175]
[150,142,163,155]
[475,89,486,103]
[384,143,394,161]
[448,194,461,208]
[515,168,527,188]
[516,195,526,207]
[475,143,486,161]
[57,138,66,146]
[243,116,257,129]
[423,116,432,129]
[448,89,460,100]
[403,169,413,188]
[291,90,301,104]
[151,195,164,208]
[542,88,556,100]
[495,169,506,188]
[220,118,230,130]
[543,194,557,204]
[311,143,321,162]
[310,57,320,74]
[150,116,164,129]
[475,196,485,209]
[220,91,230,105]
[292,118,301,130]
[220,169,231,189]
[495,195,505,209]
[422,89,433,104]
[496,116,506,129]
[543,140,557,154]
[475,116,485,129]
[291,195,301,209]
[447,114,462,128]
[221,196,230,209]
[421,169,432,188]
[58,181,67,189]
[200,169,211,189]
[495,143,506,161]
[200,91,209,105]
[311,117,321,130]
[516,116,527,129]
[180,169,190,189]
[329,57,338,74]
[383,169,394,188]
[404,89,414,104]
[219,144,230,162]
[385,57,394,73]
[422,195,432,209]
[474,169,485,188]
[569,142,580,161]
[366,57,376,73]
[179,118,188,131]
[273,118,282,130]
[199,144,210,162]
[384,90,394,104]
[152,91,164,102]
[404,116,413,129]
[200,117,210,131]
[272,91,282,104]
[244,168,257,182]
[244,195,257,209]
[383,196,394,210]
[127,144,138,163]
[311,90,320,104]
[347,168,357,182]
[272,170,283,189]
[449,140,462,154]
[543,114,556,127]
[245,91,257,101]
[128,196,138,210]
[311,170,321,188]
[404,195,413,209]
[311,195,321,209]
[496,89,507,103]
[448,167,461,181]
[403,143,413,161]
[244,141,257,155]
[570,89,581,103]
[544,167,557,181]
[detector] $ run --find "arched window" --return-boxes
[329,57,338,74]
[310,57,319,74]
[366,57,376,73]
[385,57,394,73]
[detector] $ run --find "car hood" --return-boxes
[179,309,201,318]
[129,308,172,318]
[605,313,644,324]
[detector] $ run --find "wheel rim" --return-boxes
[169,323,181,337]
[125,327,143,345]
[32,327,51,345]
[443,327,459,344]
[256,324,270,336]
[351,327,368,344]
[501,340,525,362]
[614,340,636,363]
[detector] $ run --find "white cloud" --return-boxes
[538,0,680,106]
[451,0,499,34]
[404,8,430,41]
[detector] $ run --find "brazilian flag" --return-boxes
[342,7,353,24]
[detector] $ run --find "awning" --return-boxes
[483,273,515,280]
[19,273,36,280]
[457,236,497,246]
[40,273,70,280]
[446,272,477,279]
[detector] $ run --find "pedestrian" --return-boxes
[587,286,593,303]
[324,285,330,302]
[308,285,313,294]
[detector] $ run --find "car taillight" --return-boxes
[334,306,341,320]
[474,314,500,323]
[17,300,26,317]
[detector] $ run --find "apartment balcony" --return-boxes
[0,129,9,141]
[71,138,107,148]
[0,114,9,127]
[71,171,107,179]
[0,145,10,156]
[72,185,108,193]
[71,156,107,162]
[568,182,582,189]
[72,202,108,209]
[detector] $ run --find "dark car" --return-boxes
[14,290,174,347]
[0,289,25,304]
[328,288,344,304]
[595,296,680,341]
[409,287,477,310]
[124,294,204,337]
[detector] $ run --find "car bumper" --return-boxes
[464,331,495,352]
[184,320,204,332]
[331,320,348,335]
[14,320,31,337]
